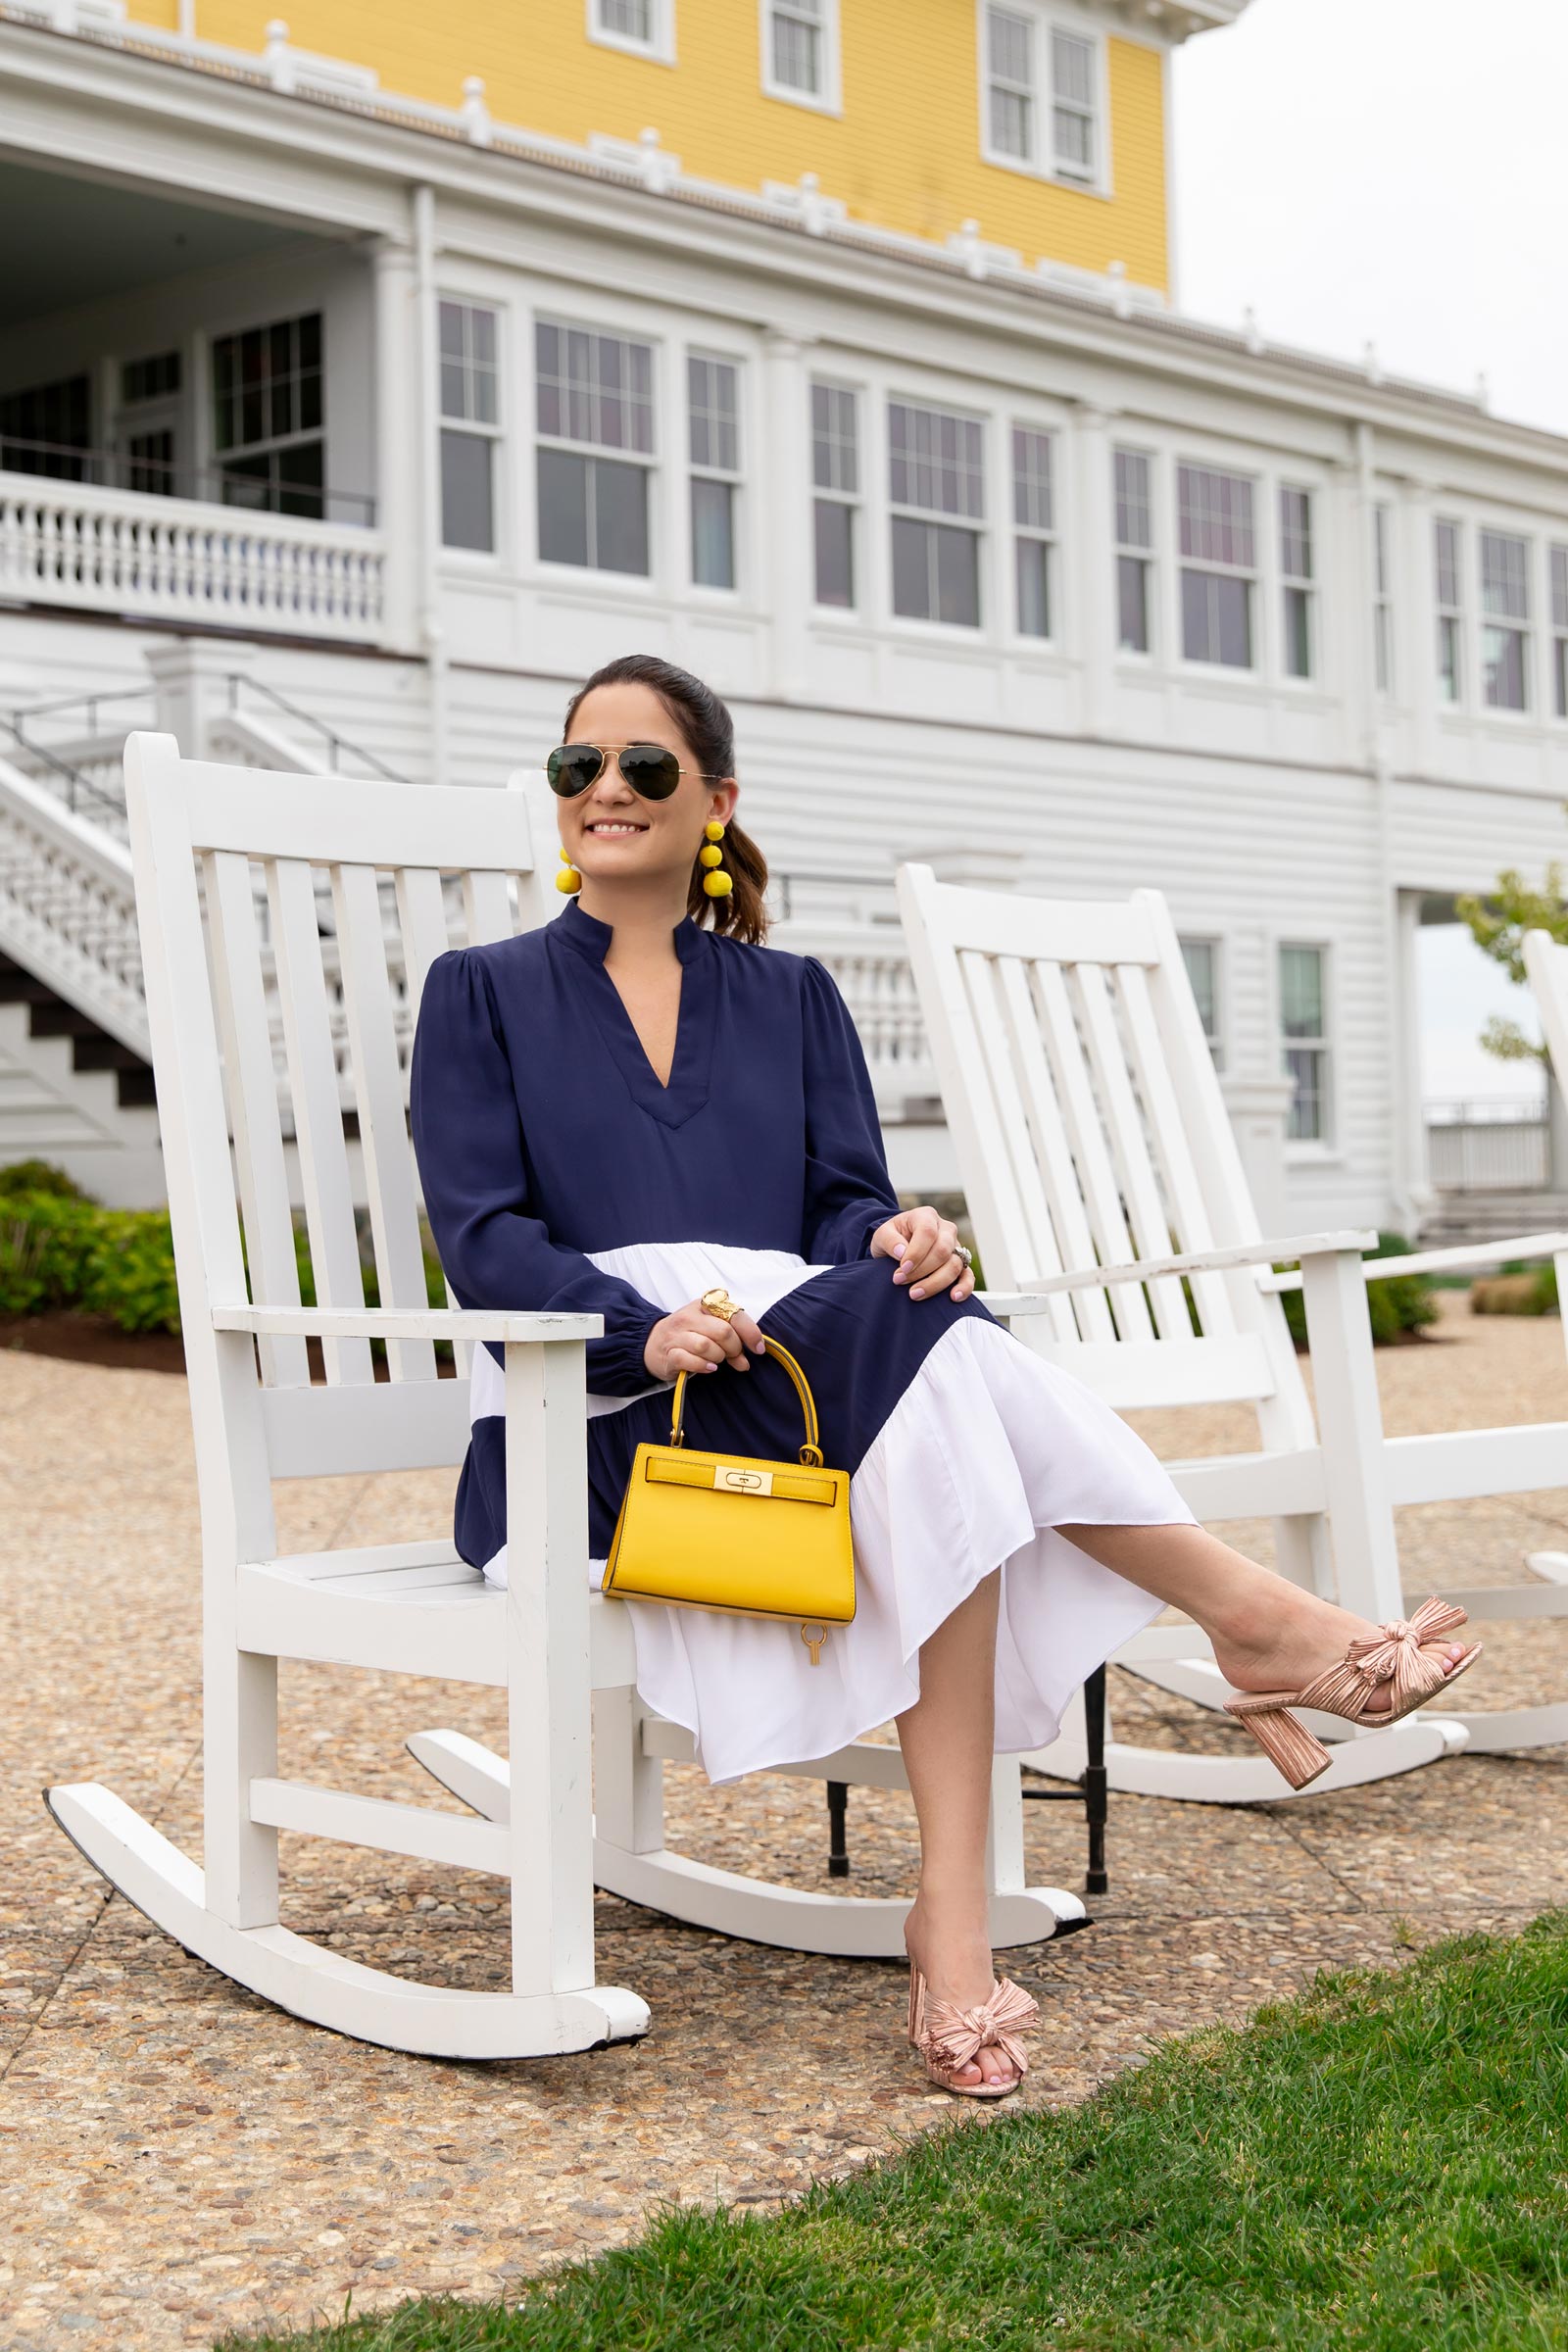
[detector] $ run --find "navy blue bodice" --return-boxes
[410,897,900,1392]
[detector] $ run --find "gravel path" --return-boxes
[3,1295,1566,2349]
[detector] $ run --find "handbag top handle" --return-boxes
[667,1337,825,1467]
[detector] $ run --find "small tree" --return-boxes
[1454,826,1568,1077]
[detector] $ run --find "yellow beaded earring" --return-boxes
[556,845,582,895]
[699,817,733,901]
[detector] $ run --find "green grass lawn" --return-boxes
[227,1913,1568,2352]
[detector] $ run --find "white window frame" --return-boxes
[1479,525,1532,716]
[886,394,988,634]
[437,296,504,561]
[1551,544,1568,722]
[686,349,743,595]
[1278,481,1315,685]
[1113,444,1155,660]
[1010,420,1058,643]
[976,2,1112,198]
[1178,934,1226,1072]
[1176,459,1258,674]
[809,376,861,613]
[587,0,675,66]
[1277,938,1335,1153]
[1435,515,1464,710]
[533,314,660,584]
[1372,501,1395,700]
[760,0,842,113]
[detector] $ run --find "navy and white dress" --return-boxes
[410,896,1193,1786]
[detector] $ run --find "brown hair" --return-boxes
[563,653,769,945]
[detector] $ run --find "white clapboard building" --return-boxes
[2,0,1565,1236]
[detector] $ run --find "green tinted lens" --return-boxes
[617,743,683,801]
[547,744,605,797]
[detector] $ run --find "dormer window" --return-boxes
[981,6,1105,191]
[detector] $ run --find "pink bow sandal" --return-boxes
[1224,1595,1483,1789]
[907,1964,1040,2099]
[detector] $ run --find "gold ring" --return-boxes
[701,1286,740,1322]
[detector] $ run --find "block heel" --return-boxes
[1223,1693,1333,1789]
[1222,1595,1483,1791]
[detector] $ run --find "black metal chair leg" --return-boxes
[1083,1664,1108,1896]
[826,1779,850,1877]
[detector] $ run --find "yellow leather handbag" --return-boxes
[602,1334,855,1666]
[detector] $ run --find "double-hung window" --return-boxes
[1012,426,1056,639]
[688,355,740,591]
[1481,528,1530,711]
[1179,939,1224,1070]
[1435,517,1464,704]
[1279,486,1314,680]
[1550,546,1568,719]
[535,322,655,577]
[763,0,838,107]
[212,313,324,519]
[1372,503,1395,696]
[589,0,673,62]
[982,7,1102,186]
[1280,944,1330,1144]
[810,381,858,609]
[1178,463,1255,668]
[889,399,984,629]
[1114,448,1153,655]
[439,301,500,554]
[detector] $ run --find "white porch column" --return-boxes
[371,234,422,660]
[763,330,814,701]
[145,637,257,759]
[1404,479,1438,778]
[1218,1074,1296,1238]
[1070,402,1115,737]
[1390,886,1433,1236]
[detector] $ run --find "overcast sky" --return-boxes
[1172,0,1568,436]
[1174,0,1559,1102]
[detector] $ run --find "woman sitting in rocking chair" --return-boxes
[410,652,1480,2099]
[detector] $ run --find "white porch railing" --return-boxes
[1426,1098,1553,1192]
[0,756,148,1053]
[0,473,385,641]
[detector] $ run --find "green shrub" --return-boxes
[1280,1229,1439,1350]
[0,1192,99,1316]
[82,1209,182,1334]
[0,1157,91,1201]
[1472,1260,1559,1316]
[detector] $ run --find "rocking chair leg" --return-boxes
[1084,1665,1108,1897]
[826,1780,850,1877]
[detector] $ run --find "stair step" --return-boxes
[115,1066,158,1109]
[30,1001,104,1039]
[71,1033,148,1073]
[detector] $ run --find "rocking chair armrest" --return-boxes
[211,1303,604,1344]
[1259,1229,1568,1297]
[984,1228,1378,1308]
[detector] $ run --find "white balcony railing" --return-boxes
[0,473,385,641]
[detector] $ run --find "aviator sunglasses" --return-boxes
[546,741,723,802]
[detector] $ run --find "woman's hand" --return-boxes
[644,1297,767,1380]
[870,1206,975,1303]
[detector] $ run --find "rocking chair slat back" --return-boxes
[124,733,549,1482]
[898,863,1293,1415]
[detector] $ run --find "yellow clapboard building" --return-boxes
[121,0,1177,291]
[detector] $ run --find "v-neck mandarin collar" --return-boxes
[553,896,707,968]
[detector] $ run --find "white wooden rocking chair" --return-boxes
[46,742,1080,2064]
[898,862,1482,1804]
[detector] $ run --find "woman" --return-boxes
[411,654,1480,2099]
